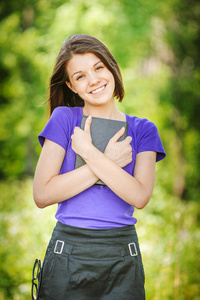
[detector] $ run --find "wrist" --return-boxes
[81,144,96,161]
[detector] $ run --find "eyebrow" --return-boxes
[72,60,102,78]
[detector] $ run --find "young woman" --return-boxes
[33,34,166,300]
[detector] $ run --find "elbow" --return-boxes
[34,196,47,209]
[135,201,148,210]
[133,191,151,210]
[35,200,46,209]
[33,190,48,209]
[33,179,51,208]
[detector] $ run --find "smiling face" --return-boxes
[65,53,115,111]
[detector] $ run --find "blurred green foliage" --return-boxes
[0,0,199,299]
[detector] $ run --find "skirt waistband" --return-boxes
[52,221,138,245]
[50,222,139,258]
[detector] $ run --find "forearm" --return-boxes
[84,146,153,209]
[33,164,98,208]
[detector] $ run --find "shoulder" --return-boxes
[126,114,166,161]
[51,106,82,127]
[126,114,157,134]
[38,107,82,148]
[51,106,82,120]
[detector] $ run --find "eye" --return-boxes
[76,74,84,80]
[96,64,104,71]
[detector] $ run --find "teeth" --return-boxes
[91,85,105,94]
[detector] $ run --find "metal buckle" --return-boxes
[54,240,64,254]
[128,242,138,256]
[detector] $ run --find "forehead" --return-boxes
[66,53,101,74]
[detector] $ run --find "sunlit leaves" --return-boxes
[0,0,200,299]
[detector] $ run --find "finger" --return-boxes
[72,126,79,134]
[123,136,132,145]
[117,136,132,149]
[109,127,125,144]
[84,116,92,133]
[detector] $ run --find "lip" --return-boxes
[90,84,107,94]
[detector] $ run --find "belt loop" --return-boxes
[54,240,64,254]
[128,242,138,256]
[54,240,73,255]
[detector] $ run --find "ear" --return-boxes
[65,81,77,94]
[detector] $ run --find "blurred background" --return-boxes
[0,0,200,299]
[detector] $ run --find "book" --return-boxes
[75,115,129,185]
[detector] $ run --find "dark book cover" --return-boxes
[75,116,129,185]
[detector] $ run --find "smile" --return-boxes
[91,85,106,94]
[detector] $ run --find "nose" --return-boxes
[88,71,100,86]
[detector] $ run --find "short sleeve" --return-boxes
[38,107,71,150]
[137,118,166,162]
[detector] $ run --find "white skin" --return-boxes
[33,52,156,209]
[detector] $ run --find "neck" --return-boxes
[82,102,125,121]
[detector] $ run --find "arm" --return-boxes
[83,147,156,209]
[33,121,132,208]
[72,116,156,209]
[33,139,99,208]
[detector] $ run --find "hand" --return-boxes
[104,127,132,168]
[71,116,93,158]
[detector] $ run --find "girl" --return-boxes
[33,34,166,300]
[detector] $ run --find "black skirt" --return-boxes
[38,221,145,300]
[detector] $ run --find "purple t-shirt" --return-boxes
[38,106,166,229]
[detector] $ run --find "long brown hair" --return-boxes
[48,34,125,115]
